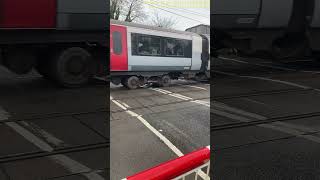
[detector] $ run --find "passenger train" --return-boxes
[212,0,320,59]
[110,19,210,89]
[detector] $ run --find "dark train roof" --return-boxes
[111,19,199,36]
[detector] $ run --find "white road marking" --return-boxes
[136,115,184,157]
[243,76,311,89]
[0,106,104,180]
[51,155,104,180]
[243,75,320,93]
[191,100,210,107]
[212,109,251,122]
[169,93,193,100]
[214,102,320,144]
[110,99,209,179]
[122,102,130,108]
[183,85,208,91]
[126,110,139,117]
[220,56,320,74]
[20,121,65,147]
[112,99,128,110]
[150,88,210,107]
[0,107,10,121]
[243,98,270,107]
[219,56,297,71]
[117,100,130,108]
[161,120,199,148]
[213,102,266,120]
[151,88,171,94]
[214,70,320,92]
[215,56,320,93]
[272,121,316,133]
[110,98,183,156]
[213,70,236,76]
[6,122,54,151]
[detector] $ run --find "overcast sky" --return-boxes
[142,0,210,31]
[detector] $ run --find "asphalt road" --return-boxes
[0,67,107,180]
[110,80,210,179]
[213,55,320,180]
[5,52,316,180]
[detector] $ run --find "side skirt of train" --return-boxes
[110,20,210,89]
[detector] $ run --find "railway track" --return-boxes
[215,56,320,74]
[0,111,108,169]
[212,69,320,132]
[211,111,320,131]
[0,142,108,164]
[0,108,108,162]
[0,108,107,124]
[212,56,320,144]
[213,88,309,100]
[111,96,209,114]
[213,56,320,179]
[110,81,210,114]
[212,66,320,100]
[0,78,108,179]
[46,168,107,180]
[110,81,209,94]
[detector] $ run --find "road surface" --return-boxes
[213,55,320,180]
[110,80,210,179]
[0,67,107,180]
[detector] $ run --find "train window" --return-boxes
[164,39,185,57]
[112,31,122,55]
[137,35,161,56]
[131,33,192,58]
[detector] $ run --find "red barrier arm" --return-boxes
[125,146,210,180]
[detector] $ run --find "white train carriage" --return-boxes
[110,20,210,89]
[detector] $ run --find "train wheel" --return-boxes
[160,75,171,87]
[50,47,93,88]
[3,49,36,74]
[36,61,49,78]
[126,76,140,89]
[271,34,309,59]
[138,77,146,87]
[36,52,53,80]
[121,77,129,88]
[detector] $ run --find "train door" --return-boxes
[200,35,210,71]
[110,25,128,71]
[207,36,210,71]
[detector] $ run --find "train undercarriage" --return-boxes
[111,71,209,89]
[211,0,320,60]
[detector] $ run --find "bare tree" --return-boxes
[110,0,122,20]
[150,12,177,29]
[110,0,146,22]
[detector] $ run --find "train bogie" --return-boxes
[0,0,108,87]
